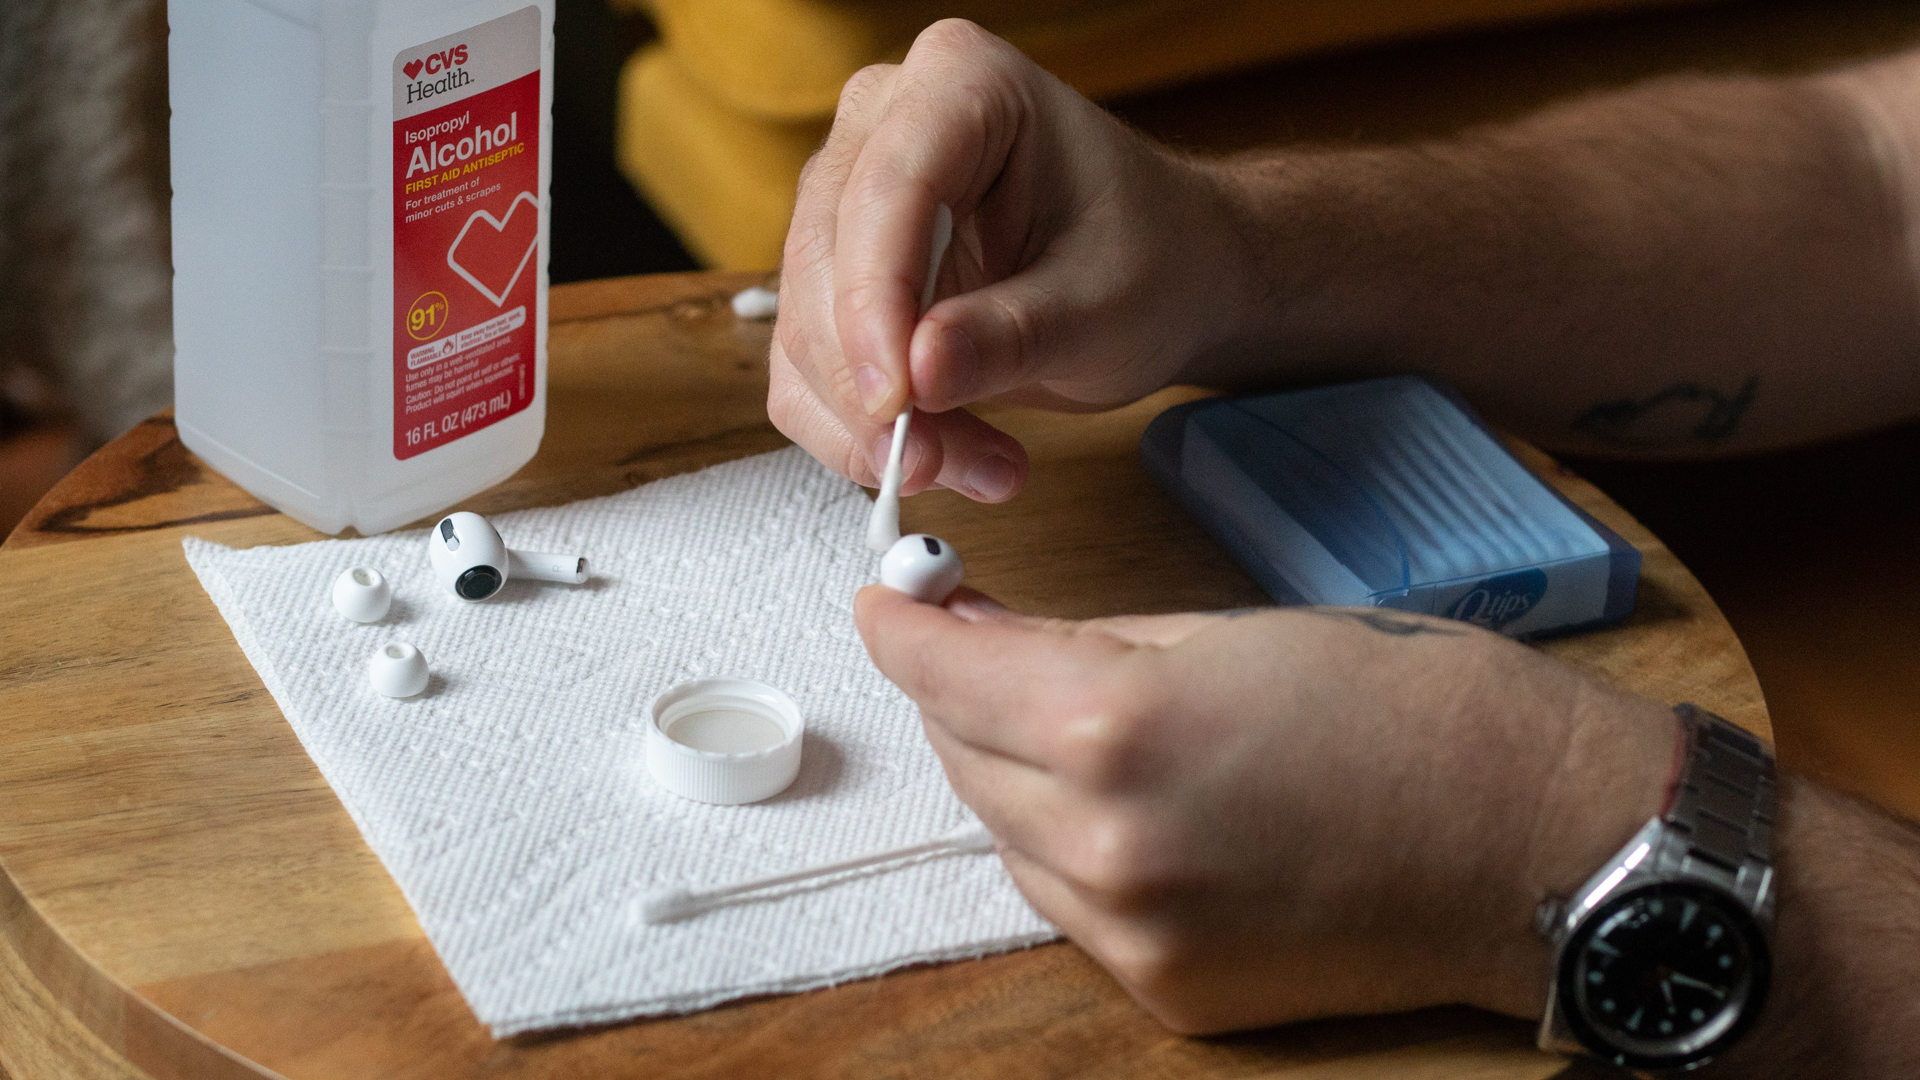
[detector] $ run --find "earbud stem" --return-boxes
[509,550,589,584]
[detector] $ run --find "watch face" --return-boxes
[1561,882,1770,1070]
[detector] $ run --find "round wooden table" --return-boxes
[0,272,1768,1080]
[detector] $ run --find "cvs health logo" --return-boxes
[403,44,468,81]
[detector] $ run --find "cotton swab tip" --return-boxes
[942,823,996,854]
[641,888,703,925]
[865,494,900,554]
[866,409,913,553]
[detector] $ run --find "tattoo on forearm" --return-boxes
[1572,375,1759,447]
[1300,608,1468,637]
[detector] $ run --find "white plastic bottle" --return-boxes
[170,0,555,535]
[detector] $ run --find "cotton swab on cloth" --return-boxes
[642,821,995,924]
[865,203,954,553]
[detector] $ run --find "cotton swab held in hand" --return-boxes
[865,203,955,553]
[864,410,912,552]
[641,821,995,925]
[917,203,953,324]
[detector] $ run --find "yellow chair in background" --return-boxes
[613,0,1709,269]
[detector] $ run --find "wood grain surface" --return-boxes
[0,271,1766,1080]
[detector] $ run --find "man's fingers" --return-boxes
[776,63,901,437]
[855,583,1142,765]
[993,843,1105,936]
[769,348,1031,499]
[767,340,888,488]
[990,843,1177,1010]
[908,260,1093,414]
[833,21,1031,419]
[922,407,1028,501]
[921,721,1148,920]
[945,587,1250,649]
[1076,609,1254,649]
[776,29,1037,501]
[855,583,1067,765]
[920,721,1071,853]
[906,241,1161,414]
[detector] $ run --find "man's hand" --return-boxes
[777,23,1920,472]
[854,585,1678,1033]
[768,19,1256,502]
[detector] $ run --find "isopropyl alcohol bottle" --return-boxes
[170,0,555,534]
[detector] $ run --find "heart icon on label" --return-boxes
[403,58,424,79]
[446,191,540,307]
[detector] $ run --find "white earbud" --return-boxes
[427,511,589,602]
[880,534,964,604]
[331,566,392,622]
[369,642,429,698]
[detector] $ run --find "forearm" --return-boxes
[1699,774,1920,1078]
[1194,57,1920,457]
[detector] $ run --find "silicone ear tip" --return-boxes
[369,642,429,698]
[332,566,392,623]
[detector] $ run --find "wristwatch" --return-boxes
[1536,704,1776,1073]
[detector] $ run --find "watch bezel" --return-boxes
[1557,879,1772,1071]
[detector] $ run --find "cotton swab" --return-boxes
[864,411,912,552]
[917,202,952,319]
[641,821,994,924]
[865,203,954,553]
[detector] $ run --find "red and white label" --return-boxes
[391,7,541,460]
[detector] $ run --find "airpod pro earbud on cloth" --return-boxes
[880,534,964,604]
[428,511,589,601]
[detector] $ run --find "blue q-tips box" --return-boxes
[1140,376,1639,638]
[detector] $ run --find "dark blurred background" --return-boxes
[546,0,695,283]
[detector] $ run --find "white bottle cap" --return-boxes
[332,566,392,623]
[646,678,804,804]
[369,642,429,698]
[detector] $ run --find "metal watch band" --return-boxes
[1537,704,1778,1069]
[1660,704,1777,913]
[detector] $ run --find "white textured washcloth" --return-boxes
[183,447,1055,1035]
